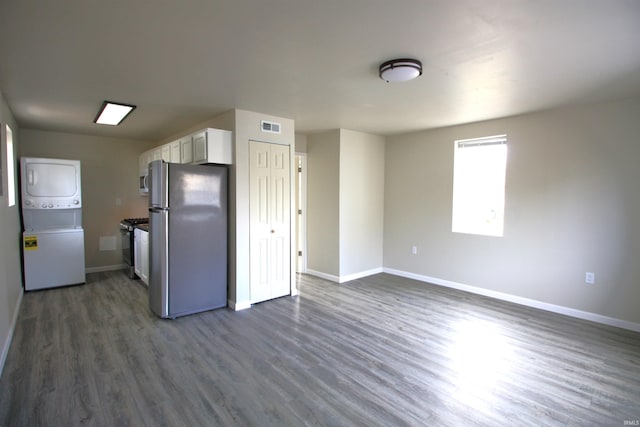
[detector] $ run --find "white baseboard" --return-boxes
[228,299,251,311]
[1,289,23,378]
[339,268,384,283]
[306,267,384,284]
[306,269,340,283]
[86,264,126,274]
[384,268,640,333]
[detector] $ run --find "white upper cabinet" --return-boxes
[192,131,208,164]
[139,150,151,174]
[181,136,193,164]
[152,147,163,162]
[161,144,171,162]
[190,129,232,165]
[138,128,232,180]
[170,140,181,163]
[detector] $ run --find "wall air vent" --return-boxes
[261,120,281,134]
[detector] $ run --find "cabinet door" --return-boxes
[134,229,142,277]
[192,131,207,164]
[145,151,153,168]
[152,148,163,161]
[140,230,149,285]
[161,144,171,162]
[181,137,193,164]
[139,153,146,174]
[170,141,181,163]
[249,141,291,303]
[139,150,152,173]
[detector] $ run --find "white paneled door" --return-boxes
[250,141,291,303]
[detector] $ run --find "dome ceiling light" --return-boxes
[379,58,423,83]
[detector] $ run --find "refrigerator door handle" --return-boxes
[149,160,169,209]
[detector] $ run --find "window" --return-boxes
[452,135,507,237]
[6,124,15,207]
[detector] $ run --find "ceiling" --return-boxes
[1,0,639,142]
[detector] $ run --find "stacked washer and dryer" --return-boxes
[20,157,86,291]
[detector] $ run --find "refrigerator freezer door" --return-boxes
[149,209,169,317]
[23,229,86,290]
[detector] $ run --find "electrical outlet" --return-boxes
[411,246,418,255]
[585,272,595,285]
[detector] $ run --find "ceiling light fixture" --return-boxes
[94,101,136,126]
[379,58,422,83]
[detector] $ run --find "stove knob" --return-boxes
[24,199,32,206]
[73,200,79,205]
[41,203,47,208]
[48,203,54,208]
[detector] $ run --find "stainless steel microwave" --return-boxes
[139,173,149,194]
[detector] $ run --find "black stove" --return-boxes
[119,217,149,278]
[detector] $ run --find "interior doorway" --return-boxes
[295,154,307,273]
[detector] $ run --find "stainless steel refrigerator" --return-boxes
[148,160,228,318]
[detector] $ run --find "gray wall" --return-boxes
[307,130,340,276]
[307,129,385,280]
[295,133,307,153]
[339,129,385,277]
[19,130,154,270]
[384,96,640,324]
[0,91,22,375]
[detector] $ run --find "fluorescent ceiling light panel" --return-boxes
[94,101,136,125]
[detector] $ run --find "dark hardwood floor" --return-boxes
[1,271,639,426]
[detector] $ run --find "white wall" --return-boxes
[339,129,385,278]
[0,91,22,376]
[384,96,640,326]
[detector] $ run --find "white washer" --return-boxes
[23,228,86,290]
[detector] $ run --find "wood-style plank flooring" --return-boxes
[1,271,639,426]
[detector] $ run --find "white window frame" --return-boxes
[6,124,15,207]
[452,134,507,237]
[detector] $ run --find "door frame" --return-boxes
[295,154,308,274]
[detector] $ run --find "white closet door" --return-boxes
[250,142,272,303]
[249,141,290,303]
[269,143,291,298]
